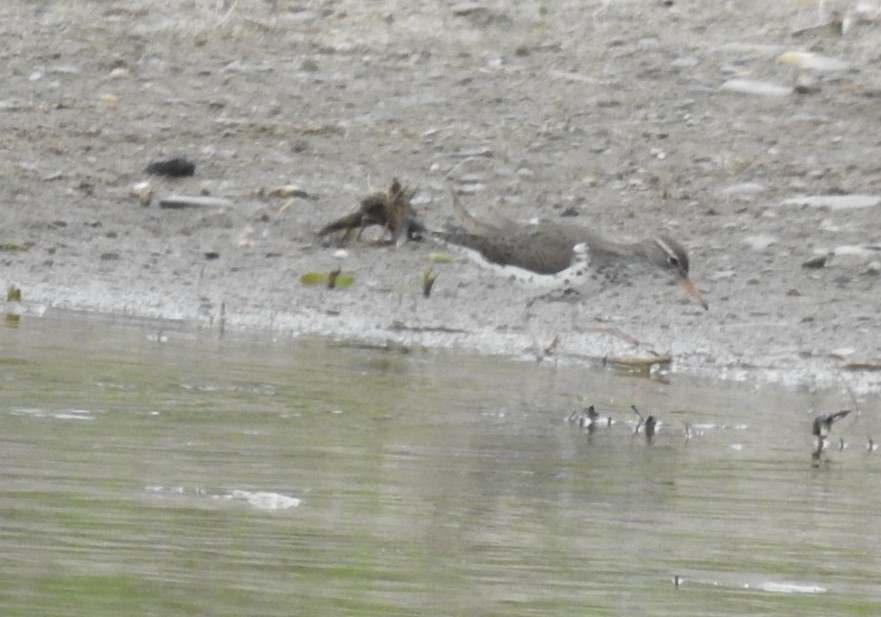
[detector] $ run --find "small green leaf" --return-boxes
[300,272,326,286]
[332,274,354,288]
[299,271,355,288]
[0,243,31,252]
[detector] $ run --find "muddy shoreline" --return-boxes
[2,1,880,393]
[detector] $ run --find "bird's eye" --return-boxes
[667,256,679,267]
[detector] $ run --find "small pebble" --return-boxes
[802,255,828,269]
[779,195,880,210]
[742,234,778,251]
[720,79,792,97]
[777,51,849,72]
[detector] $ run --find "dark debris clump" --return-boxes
[145,157,196,177]
[317,179,425,245]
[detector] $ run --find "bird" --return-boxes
[582,405,601,429]
[812,410,851,440]
[643,416,657,440]
[812,409,851,465]
[567,404,615,432]
[632,404,657,441]
[567,404,599,427]
[433,189,708,309]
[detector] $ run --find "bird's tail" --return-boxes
[448,186,526,236]
[450,187,493,235]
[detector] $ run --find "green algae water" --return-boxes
[2,312,880,616]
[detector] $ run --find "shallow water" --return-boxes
[2,312,880,616]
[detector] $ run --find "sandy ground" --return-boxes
[2,0,881,393]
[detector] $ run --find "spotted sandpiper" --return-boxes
[435,189,708,309]
[567,404,613,432]
[632,404,657,440]
[812,409,851,465]
[813,410,851,440]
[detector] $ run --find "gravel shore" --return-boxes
[2,1,881,393]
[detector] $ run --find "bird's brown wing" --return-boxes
[446,188,606,273]
[439,224,583,274]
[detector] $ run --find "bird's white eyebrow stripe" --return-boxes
[653,237,678,261]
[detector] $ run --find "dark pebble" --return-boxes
[802,254,827,269]
[146,157,196,177]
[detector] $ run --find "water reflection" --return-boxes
[1,312,880,616]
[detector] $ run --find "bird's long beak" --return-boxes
[678,278,709,310]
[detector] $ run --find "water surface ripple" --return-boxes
[2,313,879,615]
